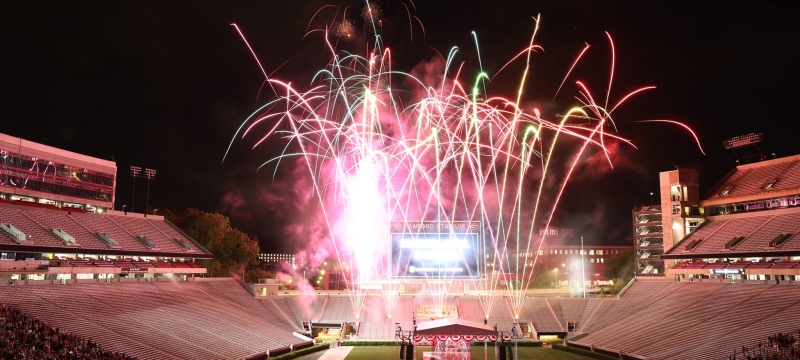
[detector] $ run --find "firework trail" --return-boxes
[225,1,703,325]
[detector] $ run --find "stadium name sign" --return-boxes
[390,221,480,232]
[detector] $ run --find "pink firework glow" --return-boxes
[225,3,703,321]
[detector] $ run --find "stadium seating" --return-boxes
[456,296,486,323]
[359,295,397,338]
[706,158,800,199]
[0,202,211,258]
[1,276,796,360]
[70,214,155,252]
[0,206,65,247]
[572,282,800,360]
[320,296,358,323]
[692,216,765,253]
[0,279,305,360]
[548,297,600,332]
[22,209,111,249]
[746,262,775,269]
[280,294,326,324]
[581,282,677,333]
[109,215,186,253]
[487,296,516,332]
[669,220,729,253]
[667,209,800,256]
[518,298,562,333]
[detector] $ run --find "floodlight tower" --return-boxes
[723,133,765,165]
[144,168,156,217]
[129,166,142,213]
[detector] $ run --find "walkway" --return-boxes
[317,346,354,360]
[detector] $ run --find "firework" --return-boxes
[226,2,703,324]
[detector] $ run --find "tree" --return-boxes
[526,267,555,289]
[245,268,274,284]
[603,249,635,294]
[163,208,260,277]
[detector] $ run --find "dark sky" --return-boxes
[2,1,797,252]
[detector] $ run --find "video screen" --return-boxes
[390,230,480,279]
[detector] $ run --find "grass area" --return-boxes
[317,345,595,360]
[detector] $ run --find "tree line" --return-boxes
[160,208,260,278]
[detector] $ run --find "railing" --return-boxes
[616,277,636,298]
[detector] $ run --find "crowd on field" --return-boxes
[1,303,137,360]
[730,331,800,360]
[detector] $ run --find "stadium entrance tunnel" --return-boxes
[310,322,346,343]
[536,331,567,337]
[538,335,565,344]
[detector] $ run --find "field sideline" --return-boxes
[294,345,594,360]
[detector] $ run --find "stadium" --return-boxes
[3,2,800,360]
[1,130,799,360]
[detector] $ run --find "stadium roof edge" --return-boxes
[0,243,214,259]
[660,249,800,260]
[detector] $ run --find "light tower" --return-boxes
[144,168,156,217]
[129,166,141,212]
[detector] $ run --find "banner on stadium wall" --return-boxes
[120,268,148,274]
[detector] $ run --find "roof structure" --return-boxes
[702,154,800,206]
[662,207,800,259]
[0,203,212,258]
[414,318,496,336]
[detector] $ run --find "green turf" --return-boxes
[319,345,594,360]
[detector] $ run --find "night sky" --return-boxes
[3,1,797,253]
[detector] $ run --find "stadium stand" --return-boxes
[518,298,562,333]
[1,275,797,360]
[705,156,800,200]
[456,296,485,323]
[0,201,212,260]
[666,208,800,258]
[547,297,600,332]
[580,281,676,333]
[488,296,516,333]
[359,295,394,338]
[320,296,358,323]
[0,303,136,360]
[0,279,308,360]
[282,294,326,324]
[569,281,800,360]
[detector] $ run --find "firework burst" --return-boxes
[226,2,703,325]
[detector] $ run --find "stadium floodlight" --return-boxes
[129,166,142,213]
[144,168,156,217]
[722,133,763,149]
[722,133,765,164]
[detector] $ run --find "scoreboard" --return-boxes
[389,221,482,279]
